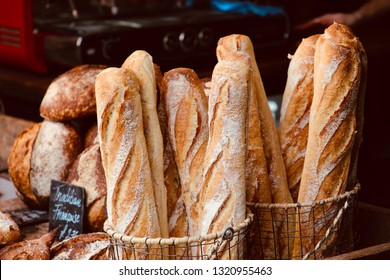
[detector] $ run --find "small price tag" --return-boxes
[48,180,85,241]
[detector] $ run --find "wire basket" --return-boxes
[247,183,360,260]
[104,213,253,260]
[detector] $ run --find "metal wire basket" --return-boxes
[104,213,253,260]
[247,183,360,260]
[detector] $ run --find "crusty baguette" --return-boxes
[293,23,366,259]
[156,65,188,243]
[216,34,293,259]
[278,34,320,202]
[199,57,250,260]
[95,67,161,259]
[122,51,169,240]
[162,68,208,240]
[216,34,293,205]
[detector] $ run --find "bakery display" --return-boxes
[2,22,367,260]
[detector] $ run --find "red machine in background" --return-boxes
[0,0,47,73]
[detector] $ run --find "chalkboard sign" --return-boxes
[49,180,85,241]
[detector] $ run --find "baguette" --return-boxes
[156,65,188,242]
[122,51,169,240]
[199,57,250,259]
[278,34,320,202]
[95,67,161,259]
[216,34,293,259]
[293,23,366,259]
[162,68,208,240]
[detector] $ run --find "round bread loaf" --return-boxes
[50,232,109,260]
[0,211,21,246]
[40,64,107,121]
[67,143,107,232]
[8,120,82,209]
[0,228,58,260]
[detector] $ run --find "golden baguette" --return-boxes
[278,34,320,202]
[122,51,169,241]
[200,57,250,260]
[216,34,293,259]
[162,68,209,240]
[293,23,367,259]
[95,67,161,259]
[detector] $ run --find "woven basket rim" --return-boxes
[246,182,361,209]
[104,213,254,246]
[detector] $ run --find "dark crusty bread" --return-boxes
[40,64,107,121]
[8,120,82,209]
[278,34,320,202]
[0,228,58,260]
[7,122,42,209]
[50,232,109,260]
[67,143,107,232]
[0,211,21,246]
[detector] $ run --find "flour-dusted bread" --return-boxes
[8,120,82,209]
[162,68,208,239]
[199,56,250,260]
[293,23,367,259]
[95,67,161,259]
[50,232,109,260]
[67,143,107,232]
[122,51,169,241]
[278,34,320,202]
[216,34,293,259]
[0,228,58,260]
[0,211,21,246]
[40,64,107,121]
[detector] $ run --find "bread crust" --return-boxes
[162,68,208,238]
[200,58,250,259]
[50,232,109,260]
[217,34,293,259]
[0,228,58,260]
[122,51,169,240]
[278,34,320,202]
[8,122,42,209]
[293,23,366,259]
[40,64,107,121]
[0,211,21,246]
[95,67,161,259]
[67,143,107,232]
